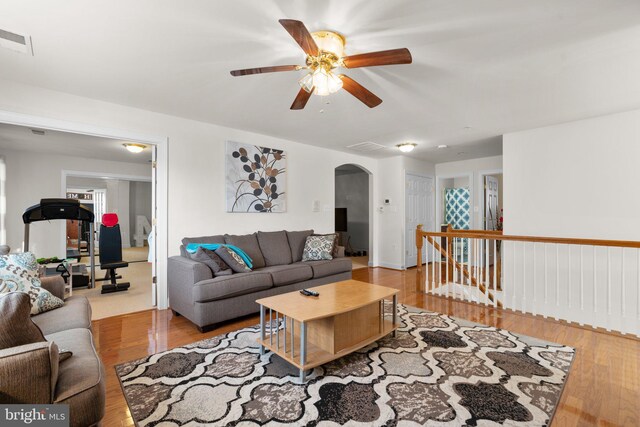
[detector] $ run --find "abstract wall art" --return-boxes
[226,141,287,213]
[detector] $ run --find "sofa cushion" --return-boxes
[300,258,352,279]
[0,252,64,315]
[302,234,336,261]
[0,292,46,350]
[215,247,252,273]
[192,272,273,302]
[181,235,225,247]
[257,231,293,266]
[46,328,105,426]
[189,247,232,277]
[224,233,266,268]
[286,230,313,263]
[32,296,92,335]
[258,264,313,287]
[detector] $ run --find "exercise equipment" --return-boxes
[23,198,97,289]
[98,213,130,294]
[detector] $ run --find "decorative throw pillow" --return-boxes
[313,233,339,257]
[0,292,46,350]
[189,247,232,277]
[302,235,336,261]
[215,246,252,273]
[0,253,64,315]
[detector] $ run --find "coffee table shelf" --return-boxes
[256,280,399,382]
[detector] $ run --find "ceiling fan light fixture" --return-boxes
[397,142,417,153]
[298,72,314,93]
[311,31,345,58]
[123,143,146,153]
[308,67,343,96]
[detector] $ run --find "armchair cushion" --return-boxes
[39,275,66,301]
[32,296,92,336]
[0,292,46,350]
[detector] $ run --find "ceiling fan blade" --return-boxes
[279,19,319,56]
[342,48,412,69]
[338,75,382,108]
[230,65,300,76]
[291,87,313,110]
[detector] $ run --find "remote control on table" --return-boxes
[300,289,319,297]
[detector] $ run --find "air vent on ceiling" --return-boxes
[0,28,33,55]
[30,129,45,136]
[346,141,387,152]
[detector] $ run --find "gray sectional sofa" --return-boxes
[168,230,352,332]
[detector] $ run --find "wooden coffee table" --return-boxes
[255,280,399,382]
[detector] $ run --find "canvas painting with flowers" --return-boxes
[225,141,287,213]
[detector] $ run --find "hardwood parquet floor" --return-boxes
[93,267,640,426]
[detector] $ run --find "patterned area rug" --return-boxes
[116,304,574,426]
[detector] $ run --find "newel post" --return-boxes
[416,224,424,273]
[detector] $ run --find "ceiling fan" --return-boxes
[230,19,412,110]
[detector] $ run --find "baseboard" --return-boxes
[375,262,405,271]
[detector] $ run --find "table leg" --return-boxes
[259,305,265,355]
[300,322,307,382]
[392,294,398,337]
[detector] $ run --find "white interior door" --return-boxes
[484,176,499,230]
[405,174,434,268]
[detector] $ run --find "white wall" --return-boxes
[503,109,640,239]
[1,147,150,257]
[377,156,436,269]
[0,79,383,267]
[502,109,640,335]
[435,155,503,229]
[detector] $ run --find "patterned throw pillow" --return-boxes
[0,253,64,315]
[302,235,336,261]
[215,246,252,273]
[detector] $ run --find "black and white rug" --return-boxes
[116,304,574,426]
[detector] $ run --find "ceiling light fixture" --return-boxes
[298,31,345,96]
[396,142,417,153]
[437,144,448,149]
[123,143,146,153]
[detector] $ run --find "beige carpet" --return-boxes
[75,247,153,320]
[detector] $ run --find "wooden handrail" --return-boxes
[416,226,640,249]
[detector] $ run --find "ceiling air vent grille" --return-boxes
[346,142,386,152]
[0,28,33,55]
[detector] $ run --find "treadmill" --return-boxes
[23,198,96,289]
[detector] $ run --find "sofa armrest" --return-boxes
[168,256,213,289]
[335,245,346,258]
[40,275,66,300]
[0,341,59,404]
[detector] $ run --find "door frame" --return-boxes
[435,172,474,230]
[0,109,169,310]
[403,170,435,269]
[478,169,503,231]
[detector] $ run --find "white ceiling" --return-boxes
[0,123,153,164]
[1,0,639,163]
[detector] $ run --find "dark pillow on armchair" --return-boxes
[189,247,232,277]
[0,292,46,350]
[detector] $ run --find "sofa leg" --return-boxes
[198,324,217,333]
[171,309,181,317]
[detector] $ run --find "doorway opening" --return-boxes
[334,164,372,270]
[0,120,159,319]
[481,172,503,231]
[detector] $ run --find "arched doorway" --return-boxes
[335,164,371,270]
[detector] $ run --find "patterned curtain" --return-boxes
[444,187,470,229]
